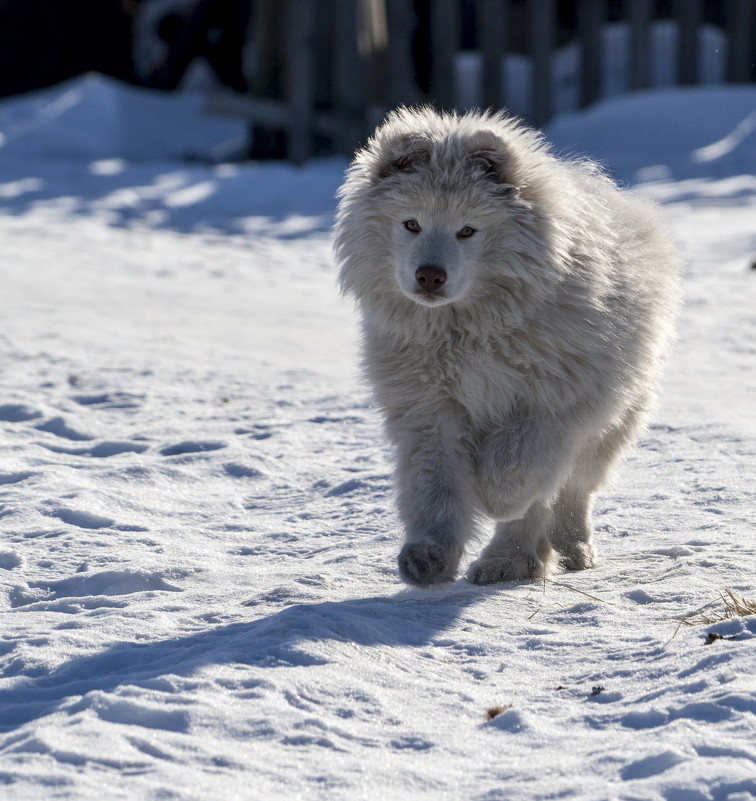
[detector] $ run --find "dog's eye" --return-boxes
[403,219,421,233]
[457,225,476,239]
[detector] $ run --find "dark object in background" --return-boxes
[148,0,251,92]
[0,0,137,97]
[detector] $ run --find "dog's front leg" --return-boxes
[390,409,475,586]
[475,409,578,521]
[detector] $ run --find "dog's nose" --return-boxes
[415,265,447,291]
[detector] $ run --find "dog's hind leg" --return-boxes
[466,502,557,584]
[549,485,596,571]
[550,407,646,570]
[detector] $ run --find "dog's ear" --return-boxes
[469,149,508,181]
[466,131,518,193]
[374,134,431,180]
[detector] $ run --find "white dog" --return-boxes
[334,107,680,586]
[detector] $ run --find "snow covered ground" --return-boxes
[1,76,755,801]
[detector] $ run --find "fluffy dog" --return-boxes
[333,107,680,586]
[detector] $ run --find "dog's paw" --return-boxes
[558,542,596,571]
[466,555,542,585]
[398,542,457,586]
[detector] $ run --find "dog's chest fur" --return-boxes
[365,309,582,432]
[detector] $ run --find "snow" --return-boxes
[547,85,756,184]
[1,74,755,800]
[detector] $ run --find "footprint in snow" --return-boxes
[71,392,143,409]
[0,471,35,485]
[224,462,265,479]
[73,692,190,733]
[234,425,274,440]
[620,750,687,780]
[308,414,365,425]
[390,736,434,750]
[48,507,116,530]
[324,478,366,497]
[40,440,149,458]
[34,416,93,441]
[8,569,183,608]
[624,589,656,605]
[0,403,43,422]
[88,441,150,457]
[160,440,226,457]
[0,551,22,569]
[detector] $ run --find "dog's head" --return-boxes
[335,107,543,310]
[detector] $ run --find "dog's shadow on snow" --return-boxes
[0,588,487,731]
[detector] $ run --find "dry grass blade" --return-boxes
[524,578,613,621]
[665,588,756,628]
[486,704,513,721]
[698,588,756,624]
[544,578,615,606]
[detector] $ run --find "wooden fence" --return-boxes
[204,0,756,162]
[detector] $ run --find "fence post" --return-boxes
[333,0,367,155]
[285,0,315,164]
[628,0,653,91]
[530,0,555,126]
[430,0,460,109]
[725,0,756,82]
[578,0,605,107]
[676,0,703,85]
[248,0,286,159]
[385,0,421,108]
[477,0,507,111]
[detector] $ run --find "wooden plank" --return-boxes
[529,0,555,126]
[285,0,316,163]
[578,0,605,107]
[206,91,341,138]
[208,93,289,128]
[385,0,421,108]
[477,0,507,110]
[675,0,702,85]
[725,0,756,82]
[628,0,652,91]
[430,0,460,109]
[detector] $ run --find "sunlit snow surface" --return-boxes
[1,76,755,800]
